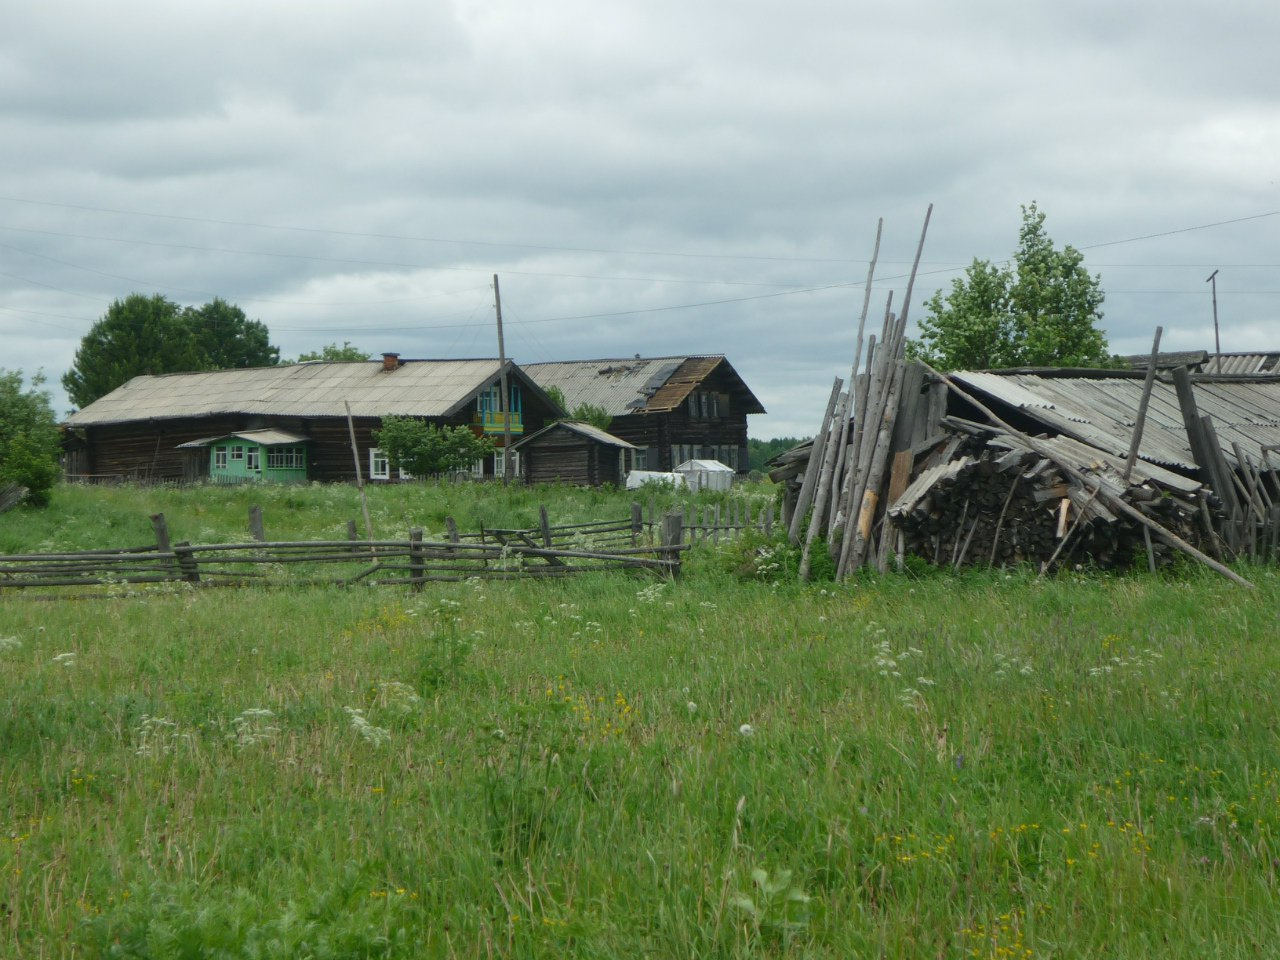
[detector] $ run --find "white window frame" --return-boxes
[369,447,390,480]
[494,449,521,478]
[246,448,260,471]
[229,444,245,461]
[213,448,228,470]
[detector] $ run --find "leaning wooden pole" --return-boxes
[1122,326,1162,483]
[345,401,375,550]
[799,389,851,581]
[921,363,1255,590]
[788,378,843,544]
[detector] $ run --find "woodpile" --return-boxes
[888,423,1214,573]
[771,306,1268,586]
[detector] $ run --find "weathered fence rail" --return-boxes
[680,501,775,544]
[1,510,686,593]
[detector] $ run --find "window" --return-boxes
[369,448,390,480]
[246,448,260,471]
[494,449,521,478]
[213,448,228,470]
[471,456,487,479]
[633,448,648,470]
[267,447,305,469]
[686,392,720,419]
[230,445,245,461]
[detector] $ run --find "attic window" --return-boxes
[686,391,720,418]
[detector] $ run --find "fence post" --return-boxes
[631,501,643,546]
[248,505,265,542]
[151,513,171,552]
[764,502,774,538]
[661,511,684,580]
[173,541,200,584]
[409,528,424,591]
[346,520,359,553]
[539,504,553,548]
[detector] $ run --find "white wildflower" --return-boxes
[344,707,391,746]
[52,652,77,667]
[377,681,422,716]
[636,582,666,605]
[687,702,698,715]
[0,636,22,654]
[229,708,279,748]
[738,724,755,738]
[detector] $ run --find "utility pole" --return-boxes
[493,274,514,484]
[1206,269,1221,373]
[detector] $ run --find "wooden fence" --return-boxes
[680,500,776,544]
[0,510,686,593]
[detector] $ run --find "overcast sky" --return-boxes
[2,0,1276,438]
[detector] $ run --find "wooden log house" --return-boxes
[61,354,563,484]
[522,355,766,474]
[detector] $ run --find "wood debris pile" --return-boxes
[888,422,1216,572]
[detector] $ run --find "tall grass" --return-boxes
[2,484,1279,957]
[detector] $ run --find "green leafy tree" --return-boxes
[748,436,809,473]
[185,298,279,369]
[373,418,495,477]
[0,370,61,507]
[908,203,1112,370]
[63,293,282,409]
[543,386,568,417]
[570,403,612,431]
[295,342,373,363]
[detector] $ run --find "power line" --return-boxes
[0,195,872,265]
[1081,211,1280,250]
[0,224,830,292]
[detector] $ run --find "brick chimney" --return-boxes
[381,352,401,372]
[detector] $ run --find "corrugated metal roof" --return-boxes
[953,371,1280,471]
[1124,351,1280,375]
[66,360,507,426]
[1204,353,1280,375]
[523,355,765,416]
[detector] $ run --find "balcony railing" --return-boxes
[475,410,524,435]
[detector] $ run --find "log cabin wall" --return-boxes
[73,417,247,481]
[70,406,555,485]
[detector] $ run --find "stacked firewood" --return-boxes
[890,429,1216,572]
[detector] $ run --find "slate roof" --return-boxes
[522,355,765,417]
[953,370,1280,472]
[65,360,532,426]
[1124,351,1280,374]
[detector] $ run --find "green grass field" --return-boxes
[3,482,1279,957]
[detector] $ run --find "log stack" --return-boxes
[889,425,1215,572]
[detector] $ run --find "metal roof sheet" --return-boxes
[65,360,508,426]
[953,371,1280,471]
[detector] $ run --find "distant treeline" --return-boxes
[747,436,809,474]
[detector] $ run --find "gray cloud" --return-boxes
[1,0,1277,436]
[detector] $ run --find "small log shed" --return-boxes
[512,420,638,487]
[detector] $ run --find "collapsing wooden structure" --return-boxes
[771,353,1280,583]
